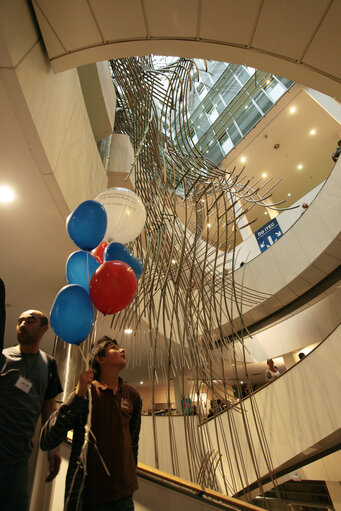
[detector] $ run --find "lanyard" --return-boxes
[21,351,40,379]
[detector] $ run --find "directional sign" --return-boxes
[255,217,283,253]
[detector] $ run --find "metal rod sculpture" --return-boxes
[107,56,284,500]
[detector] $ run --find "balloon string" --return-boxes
[78,345,88,366]
[77,344,111,478]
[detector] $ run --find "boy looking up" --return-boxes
[41,336,142,511]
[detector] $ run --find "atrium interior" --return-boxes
[1,1,341,510]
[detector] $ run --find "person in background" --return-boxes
[41,335,142,511]
[207,408,214,419]
[0,299,62,511]
[331,139,341,162]
[265,358,281,382]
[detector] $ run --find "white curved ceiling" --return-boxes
[32,0,341,100]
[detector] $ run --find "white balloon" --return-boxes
[95,187,146,244]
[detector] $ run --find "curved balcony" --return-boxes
[138,324,341,495]
[219,158,341,337]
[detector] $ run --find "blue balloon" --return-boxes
[50,284,94,344]
[66,200,107,251]
[104,242,144,279]
[66,251,100,292]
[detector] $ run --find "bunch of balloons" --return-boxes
[50,188,146,344]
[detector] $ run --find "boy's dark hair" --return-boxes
[89,336,119,379]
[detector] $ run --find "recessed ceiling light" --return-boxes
[289,106,296,114]
[309,129,316,135]
[0,186,15,203]
[288,193,291,197]
[240,156,246,163]
[262,172,267,178]
[264,211,268,215]
[297,164,303,170]
[124,328,133,334]
[240,381,244,384]
[140,381,143,385]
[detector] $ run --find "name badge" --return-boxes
[15,375,33,394]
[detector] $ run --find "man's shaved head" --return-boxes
[19,310,49,327]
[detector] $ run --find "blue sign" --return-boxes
[255,217,283,253]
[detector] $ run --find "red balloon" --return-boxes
[89,261,137,315]
[91,241,108,264]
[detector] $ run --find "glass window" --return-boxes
[166,57,294,165]
[235,103,262,136]
[220,137,233,155]
[228,122,242,146]
[266,81,286,103]
[234,66,250,86]
[207,144,224,164]
[253,90,273,114]
[221,77,242,106]
[276,76,293,89]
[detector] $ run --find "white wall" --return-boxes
[244,287,341,361]
[232,181,325,268]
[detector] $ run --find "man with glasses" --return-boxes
[41,336,142,511]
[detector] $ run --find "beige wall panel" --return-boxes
[14,41,107,209]
[287,277,312,297]
[245,289,341,361]
[98,61,116,133]
[291,307,326,348]
[236,247,287,295]
[300,264,328,286]
[108,134,135,174]
[78,61,116,142]
[298,451,341,482]
[44,37,341,102]
[16,44,80,172]
[0,73,74,350]
[313,251,341,275]
[295,208,340,261]
[306,289,341,339]
[252,0,330,60]
[303,2,341,78]
[30,1,65,57]
[52,100,107,209]
[29,0,341,101]
[270,229,311,286]
[33,0,101,52]
[144,0,198,38]
[326,481,341,511]
[0,0,39,67]
[200,0,262,44]
[138,386,175,410]
[89,0,146,40]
